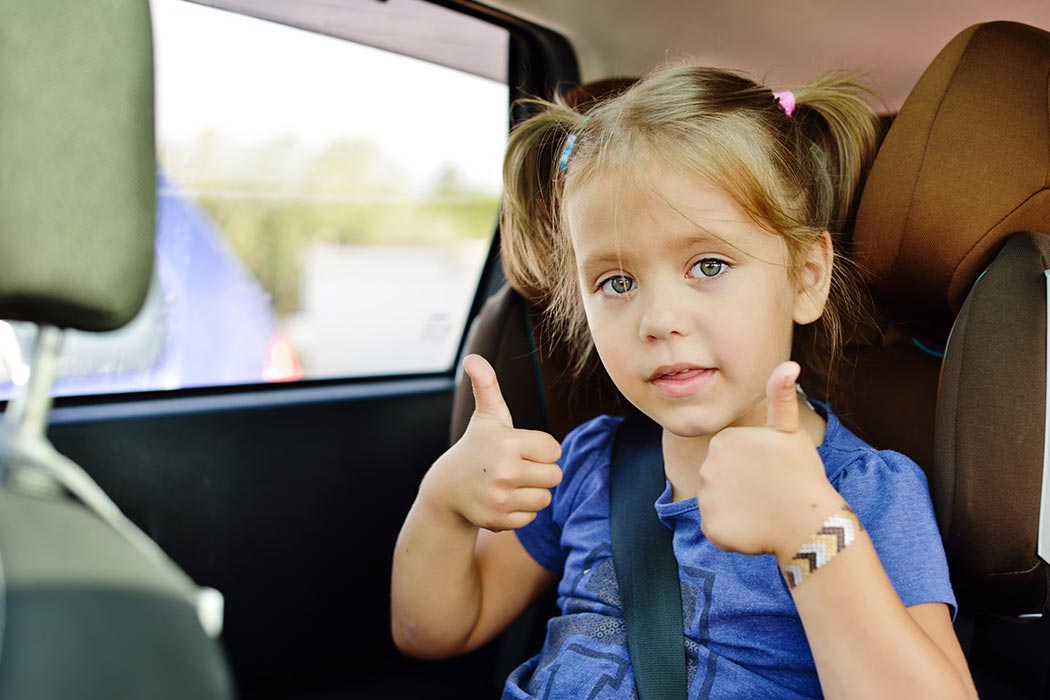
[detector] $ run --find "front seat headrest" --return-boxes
[853,21,1050,340]
[0,0,156,332]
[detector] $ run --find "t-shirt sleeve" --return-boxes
[515,415,619,574]
[514,477,563,573]
[832,449,958,619]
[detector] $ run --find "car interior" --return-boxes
[2,1,1050,699]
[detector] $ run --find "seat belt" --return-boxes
[610,411,688,700]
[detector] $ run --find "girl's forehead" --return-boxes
[566,164,757,237]
[566,163,789,266]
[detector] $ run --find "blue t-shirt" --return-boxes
[505,406,956,700]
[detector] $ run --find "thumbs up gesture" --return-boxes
[696,361,842,559]
[419,354,563,533]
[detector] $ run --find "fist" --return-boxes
[421,354,563,532]
[696,361,840,558]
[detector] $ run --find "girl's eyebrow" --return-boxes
[685,226,756,255]
[685,231,724,246]
[580,232,732,271]
[681,221,741,246]
[578,251,629,271]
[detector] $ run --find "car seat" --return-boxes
[850,20,1050,698]
[0,1,233,698]
[452,20,1050,698]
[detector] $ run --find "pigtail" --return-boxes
[500,102,583,305]
[790,74,880,234]
[787,75,881,400]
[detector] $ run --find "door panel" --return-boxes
[47,379,499,698]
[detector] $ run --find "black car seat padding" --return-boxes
[936,232,1050,616]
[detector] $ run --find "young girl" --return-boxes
[391,66,977,699]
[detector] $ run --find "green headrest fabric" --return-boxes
[0,0,156,332]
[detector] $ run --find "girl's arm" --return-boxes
[773,490,977,699]
[391,354,562,658]
[697,362,977,699]
[392,519,556,658]
[793,543,978,697]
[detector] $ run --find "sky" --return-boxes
[150,0,509,192]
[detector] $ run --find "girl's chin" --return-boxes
[642,410,727,439]
[661,422,723,439]
[641,402,765,438]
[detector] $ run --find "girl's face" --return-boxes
[566,162,830,438]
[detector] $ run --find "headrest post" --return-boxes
[0,321,28,385]
[3,324,63,441]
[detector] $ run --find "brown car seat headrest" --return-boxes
[853,21,1050,340]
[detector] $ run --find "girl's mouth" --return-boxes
[648,365,716,397]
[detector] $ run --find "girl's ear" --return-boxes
[793,230,833,325]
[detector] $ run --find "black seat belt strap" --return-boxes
[609,411,688,700]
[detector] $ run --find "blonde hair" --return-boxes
[501,66,879,391]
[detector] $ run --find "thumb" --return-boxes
[765,361,801,433]
[462,354,514,427]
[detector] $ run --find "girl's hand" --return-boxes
[419,354,563,533]
[696,361,843,560]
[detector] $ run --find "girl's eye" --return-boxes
[691,259,727,278]
[599,275,635,295]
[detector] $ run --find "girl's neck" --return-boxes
[661,397,828,502]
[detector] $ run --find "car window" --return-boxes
[0,0,509,399]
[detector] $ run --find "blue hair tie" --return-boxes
[558,117,590,172]
[558,133,578,171]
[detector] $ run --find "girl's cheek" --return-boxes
[583,301,620,335]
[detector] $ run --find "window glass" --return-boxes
[0,0,508,398]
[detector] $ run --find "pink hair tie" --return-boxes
[773,90,796,117]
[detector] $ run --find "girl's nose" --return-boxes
[638,291,694,341]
